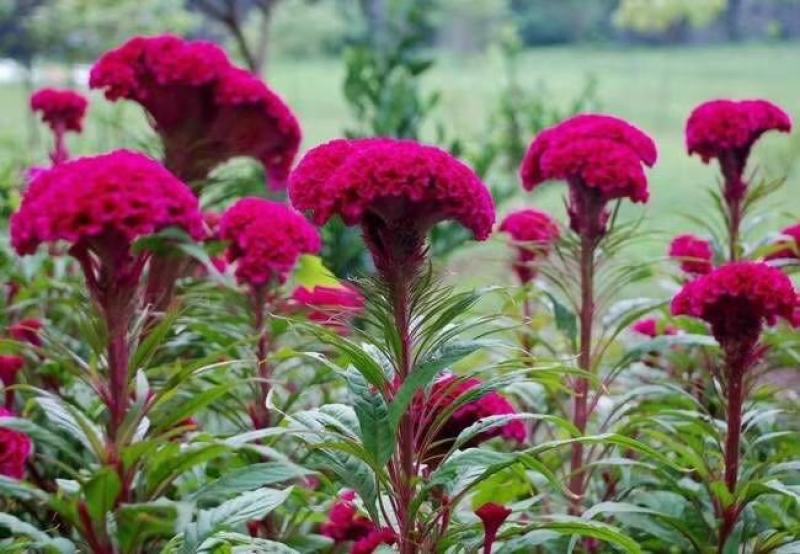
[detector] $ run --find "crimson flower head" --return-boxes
[671,262,796,350]
[30,88,88,133]
[219,198,320,288]
[669,234,714,275]
[766,223,800,261]
[0,407,32,479]
[686,99,791,201]
[476,503,512,553]
[0,356,24,388]
[499,209,560,284]
[10,150,205,258]
[632,318,677,338]
[289,138,494,271]
[520,114,656,238]
[90,35,301,187]
[9,319,44,348]
[291,285,364,334]
[416,375,526,465]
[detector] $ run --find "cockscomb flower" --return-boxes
[671,262,796,349]
[520,114,656,238]
[289,138,494,271]
[0,407,32,479]
[9,319,44,348]
[417,375,526,464]
[291,285,364,333]
[687,99,791,199]
[0,356,24,388]
[321,491,377,543]
[30,88,89,165]
[352,528,397,554]
[499,209,560,284]
[219,198,320,288]
[90,35,301,187]
[669,234,714,275]
[10,150,205,258]
[766,223,800,261]
[632,318,678,338]
[476,503,512,554]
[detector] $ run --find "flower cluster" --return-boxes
[669,234,714,275]
[671,262,796,347]
[632,318,678,338]
[30,88,88,133]
[289,138,495,241]
[291,285,364,333]
[686,99,792,164]
[90,35,301,186]
[417,375,526,462]
[0,407,32,479]
[10,151,205,257]
[321,491,397,553]
[499,209,560,283]
[219,198,320,288]
[766,223,800,261]
[520,114,656,236]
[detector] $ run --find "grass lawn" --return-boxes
[2,42,798,282]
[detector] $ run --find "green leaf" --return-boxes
[147,443,230,498]
[505,516,643,553]
[188,462,314,505]
[388,342,481,431]
[346,368,395,466]
[293,255,341,289]
[0,512,75,553]
[544,292,577,348]
[83,467,121,526]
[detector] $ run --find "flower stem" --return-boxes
[107,318,130,442]
[250,287,272,431]
[568,232,596,516]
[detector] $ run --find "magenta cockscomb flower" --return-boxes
[0,356,24,389]
[9,319,44,348]
[218,198,320,288]
[520,114,656,238]
[766,223,800,261]
[291,285,364,334]
[90,35,301,187]
[352,528,397,554]
[11,150,204,259]
[687,99,791,198]
[30,88,89,165]
[321,491,396,553]
[671,262,796,349]
[669,234,714,275]
[632,318,678,338]
[499,209,560,284]
[289,138,494,271]
[0,407,32,479]
[475,503,512,554]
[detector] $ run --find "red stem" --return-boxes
[51,123,69,165]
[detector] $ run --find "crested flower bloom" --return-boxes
[90,35,301,187]
[289,138,494,271]
[766,223,800,261]
[0,356,24,388]
[632,318,678,338]
[499,209,560,284]
[0,407,33,479]
[520,114,656,238]
[417,375,526,465]
[9,319,44,348]
[671,262,796,350]
[475,503,512,554]
[219,198,320,288]
[669,234,714,275]
[291,285,364,333]
[321,491,396,553]
[686,99,791,200]
[30,88,89,165]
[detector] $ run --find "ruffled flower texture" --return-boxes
[476,503,512,553]
[499,209,560,283]
[10,150,205,258]
[520,114,656,237]
[0,407,32,479]
[416,375,526,465]
[766,223,800,261]
[90,35,301,186]
[30,88,88,133]
[669,234,714,275]
[321,491,397,554]
[632,318,677,338]
[289,138,494,268]
[671,262,797,349]
[291,285,364,333]
[219,198,320,288]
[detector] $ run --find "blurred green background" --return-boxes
[1,0,799,280]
